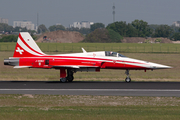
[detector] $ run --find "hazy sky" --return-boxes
[0,0,180,27]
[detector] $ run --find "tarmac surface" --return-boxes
[0,81,180,96]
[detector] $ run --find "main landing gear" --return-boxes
[60,68,74,83]
[125,69,131,83]
[59,68,132,83]
[60,78,67,82]
[66,69,74,82]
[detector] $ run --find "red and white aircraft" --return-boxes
[4,32,171,82]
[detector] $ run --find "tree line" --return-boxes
[106,20,180,41]
[27,20,180,41]
[1,19,180,42]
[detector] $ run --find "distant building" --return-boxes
[172,21,180,27]
[0,18,8,24]
[70,22,81,29]
[56,23,61,25]
[13,21,36,31]
[69,21,94,29]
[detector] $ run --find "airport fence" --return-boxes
[0,42,180,54]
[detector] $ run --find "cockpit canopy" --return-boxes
[105,51,126,57]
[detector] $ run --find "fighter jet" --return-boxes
[4,32,172,82]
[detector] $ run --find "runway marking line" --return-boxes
[0,89,180,92]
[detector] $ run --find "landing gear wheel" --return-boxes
[66,75,74,82]
[125,77,131,83]
[125,69,131,83]
[67,69,74,82]
[60,78,67,83]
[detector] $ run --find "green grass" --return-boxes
[0,42,180,53]
[1,106,180,120]
[0,95,180,120]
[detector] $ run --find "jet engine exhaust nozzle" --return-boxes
[4,59,19,66]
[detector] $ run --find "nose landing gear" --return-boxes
[125,70,131,83]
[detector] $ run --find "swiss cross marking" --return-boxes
[16,47,24,54]
[93,53,96,57]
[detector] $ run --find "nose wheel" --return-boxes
[125,70,131,83]
[125,77,131,83]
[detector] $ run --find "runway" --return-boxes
[0,81,180,96]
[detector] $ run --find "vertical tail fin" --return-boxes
[13,32,45,57]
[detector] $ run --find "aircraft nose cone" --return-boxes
[150,63,172,69]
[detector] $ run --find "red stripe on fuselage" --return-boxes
[23,55,149,66]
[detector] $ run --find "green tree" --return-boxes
[149,24,160,30]
[171,33,180,41]
[170,25,180,33]
[83,28,123,43]
[106,21,127,37]
[0,25,4,31]
[83,28,108,43]
[90,23,105,31]
[131,19,152,37]
[106,21,138,37]
[49,25,65,31]
[126,23,138,37]
[56,25,65,31]
[0,35,18,42]
[79,28,91,35]
[38,24,48,33]
[13,27,22,32]
[0,23,13,32]
[152,25,173,38]
[107,29,123,42]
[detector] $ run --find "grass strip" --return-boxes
[0,42,180,53]
[0,95,180,120]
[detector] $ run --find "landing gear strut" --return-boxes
[60,68,74,83]
[66,69,74,82]
[60,68,67,82]
[125,70,131,83]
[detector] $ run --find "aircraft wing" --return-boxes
[13,65,100,69]
[52,65,100,69]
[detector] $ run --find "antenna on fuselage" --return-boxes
[82,48,87,53]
